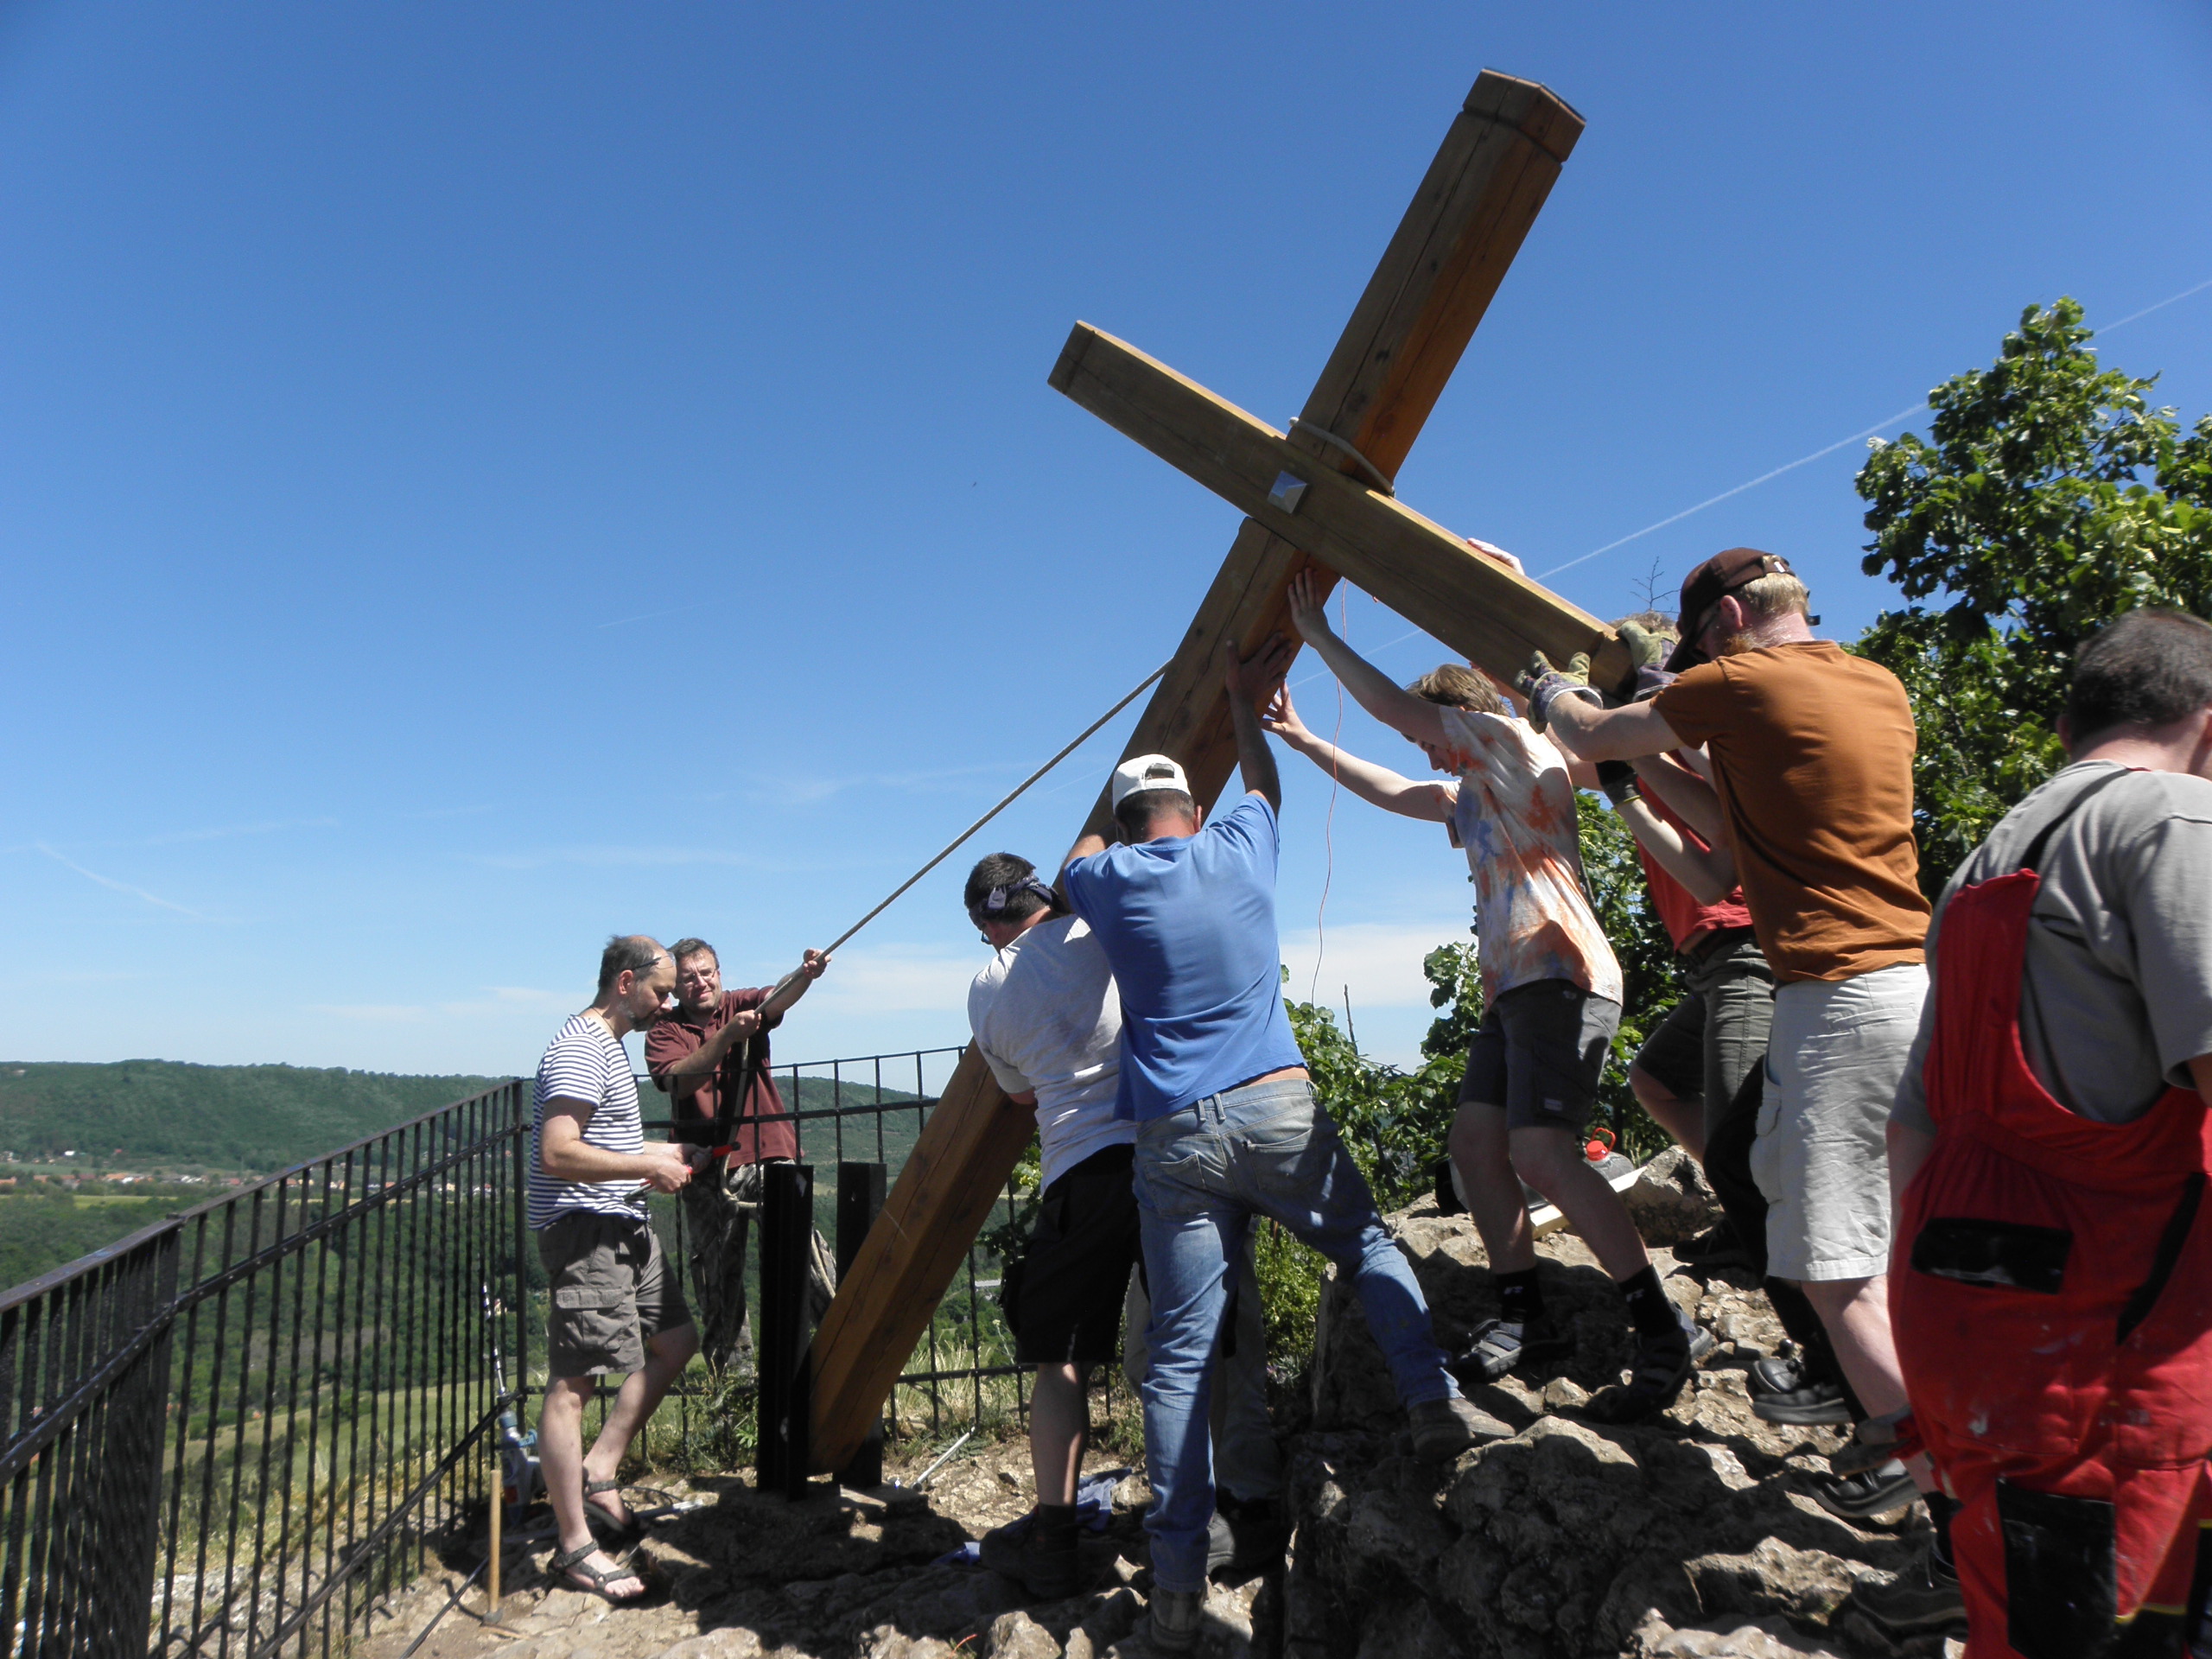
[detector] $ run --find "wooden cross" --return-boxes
[806,69,1599,1474]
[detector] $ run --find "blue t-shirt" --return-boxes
[1060,792,1306,1121]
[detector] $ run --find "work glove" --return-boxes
[1618,620,1677,702]
[1596,760,1640,806]
[1515,650,1603,734]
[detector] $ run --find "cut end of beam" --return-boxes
[1046,323,1096,395]
[1464,69,1585,163]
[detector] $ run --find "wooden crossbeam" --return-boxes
[1049,324,1630,694]
[804,69,1584,1475]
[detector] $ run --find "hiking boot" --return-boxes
[1587,1313,1714,1425]
[1449,1314,1573,1387]
[1206,1494,1286,1584]
[1149,1586,1202,1651]
[1853,1545,1966,1635]
[1749,1355,1852,1426]
[1813,1459,1918,1520]
[1408,1395,1513,1462]
[977,1507,1078,1599]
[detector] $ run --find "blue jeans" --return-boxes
[1133,1076,1457,1592]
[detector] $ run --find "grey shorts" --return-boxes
[537,1209,693,1378]
[1754,963,1928,1282]
[1458,978,1622,1135]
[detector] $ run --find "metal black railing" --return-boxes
[0,1046,1094,1656]
[0,1080,528,1659]
[639,1044,1100,1450]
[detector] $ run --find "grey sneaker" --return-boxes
[1853,1546,1966,1635]
[1408,1395,1512,1462]
[1150,1586,1202,1651]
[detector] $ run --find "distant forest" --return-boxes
[0,1058,940,1293]
[0,1060,506,1171]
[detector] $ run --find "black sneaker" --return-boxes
[1812,1459,1917,1520]
[977,1508,1078,1599]
[1449,1315,1573,1386]
[1853,1545,1966,1635]
[1749,1355,1852,1425]
[1206,1495,1286,1583]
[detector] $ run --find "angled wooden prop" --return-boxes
[806,68,1584,1474]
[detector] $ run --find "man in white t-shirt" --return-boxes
[963,853,1280,1600]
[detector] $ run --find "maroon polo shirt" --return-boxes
[644,985,800,1166]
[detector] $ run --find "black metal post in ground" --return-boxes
[756,1162,816,1496]
[834,1162,887,1489]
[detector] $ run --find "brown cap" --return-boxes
[1666,547,1798,671]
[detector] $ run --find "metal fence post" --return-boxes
[834,1163,887,1489]
[756,1163,815,1496]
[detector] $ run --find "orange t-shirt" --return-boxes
[1654,641,1929,983]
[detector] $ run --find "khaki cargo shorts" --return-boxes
[536,1209,693,1378]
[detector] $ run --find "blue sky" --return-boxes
[3,1,2209,1081]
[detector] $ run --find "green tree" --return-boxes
[1855,297,2212,892]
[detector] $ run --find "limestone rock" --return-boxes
[1622,1148,1722,1248]
[1628,1611,1846,1656]
[986,1609,1063,1658]
[648,1633,768,1659]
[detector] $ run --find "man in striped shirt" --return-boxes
[531,935,698,1604]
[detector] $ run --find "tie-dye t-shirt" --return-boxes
[1438,707,1623,1006]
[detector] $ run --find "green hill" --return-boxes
[0,1060,506,1173]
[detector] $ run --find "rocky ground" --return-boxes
[359,1153,1961,1659]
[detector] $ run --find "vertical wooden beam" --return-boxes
[804,69,1582,1474]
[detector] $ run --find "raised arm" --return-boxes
[759,947,831,1021]
[1263,683,1454,823]
[1600,771,1737,904]
[1632,752,1729,847]
[1284,569,1447,748]
[1221,633,1293,811]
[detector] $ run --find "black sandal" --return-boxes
[583,1477,642,1543]
[550,1541,646,1604]
[1587,1320,1714,1425]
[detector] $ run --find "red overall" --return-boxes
[1892,812,2212,1658]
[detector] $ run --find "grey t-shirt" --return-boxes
[1894,762,2212,1133]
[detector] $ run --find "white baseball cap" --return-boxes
[1109,753,1191,810]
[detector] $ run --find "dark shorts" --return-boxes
[1457,978,1622,1135]
[1006,1141,1142,1367]
[537,1209,693,1378]
[1630,932,1774,1133]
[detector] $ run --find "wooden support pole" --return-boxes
[804,68,1584,1475]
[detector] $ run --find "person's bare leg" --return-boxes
[581,1323,702,1523]
[1508,1128,1651,1283]
[540,1373,644,1598]
[1028,1363,1089,1507]
[1799,1275,1910,1419]
[1630,1064,1705,1161]
[1450,1103,1535,1274]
